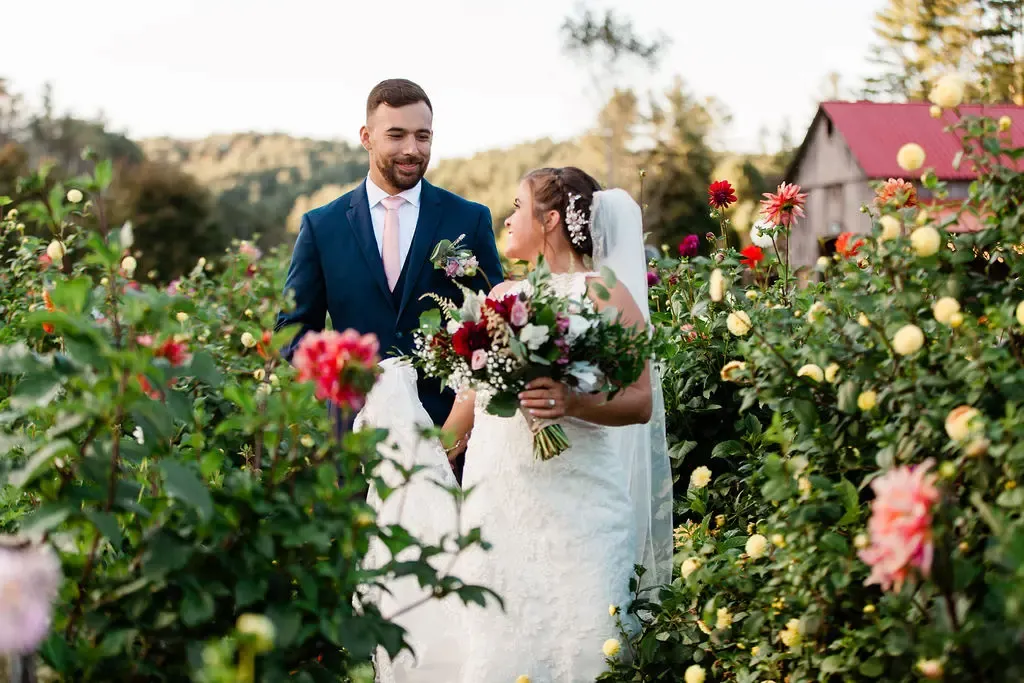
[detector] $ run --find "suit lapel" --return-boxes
[346,181,395,309]
[398,180,442,317]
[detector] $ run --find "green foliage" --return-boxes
[0,159,492,681]
[601,109,1024,681]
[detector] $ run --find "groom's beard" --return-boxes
[379,155,426,191]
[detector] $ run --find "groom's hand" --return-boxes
[519,377,573,419]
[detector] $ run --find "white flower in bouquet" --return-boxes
[446,319,462,335]
[519,324,550,351]
[459,290,486,323]
[568,361,603,393]
[565,314,593,345]
[750,219,775,249]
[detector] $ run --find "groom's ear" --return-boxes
[359,125,371,151]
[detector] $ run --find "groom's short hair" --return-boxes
[366,79,432,117]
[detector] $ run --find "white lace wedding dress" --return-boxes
[455,271,640,682]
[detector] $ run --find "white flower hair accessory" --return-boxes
[565,193,589,246]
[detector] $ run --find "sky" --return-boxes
[6,0,883,161]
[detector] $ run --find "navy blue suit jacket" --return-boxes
[275,179,504,427]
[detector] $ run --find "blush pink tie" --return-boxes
[380,195,405,291]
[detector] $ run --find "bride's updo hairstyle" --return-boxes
[524,166,602,258]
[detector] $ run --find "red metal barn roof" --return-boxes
[788,101,1024,181]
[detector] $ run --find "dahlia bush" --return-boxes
[603,104,1024,681]
[0,159,489,681]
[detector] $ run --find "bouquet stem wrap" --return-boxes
[519,407,571,460]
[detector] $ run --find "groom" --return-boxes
[275,78,503,464]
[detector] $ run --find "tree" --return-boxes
[109,160,226,283]
[863,0,981,101]
[862,0,1023,103]
[640,78,719,248]
[561,4,668,188]
[976,0,1024,103]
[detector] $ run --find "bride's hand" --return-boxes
[519,378,574,419]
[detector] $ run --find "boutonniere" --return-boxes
[430,234,491,289]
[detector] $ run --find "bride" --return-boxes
[355,166,672,683]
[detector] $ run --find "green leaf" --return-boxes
[711,440,744,460]
[131,398,175,442]
[159,460,214,520]
[485,392,519,418]
[837,381,858,414]
[267,605,303,648]
[996,487,1024,508]
[590,282,611,301]
[63,333,108,371]
[143,532,192,576]
[836,478,861,526]
[180,587,215,627]
[235,577,268,607]
[86,510,123,547]
[10,371,63,410]
[858,657,884,678]
[9,438,75,488]
[19,503,72,535]
[418,308,442,334]
[821,655,846,673]
[94,159,113,191]
[50,277,92,314]
[820,532,849,555]
[187,351,223,388]
[599,266,618,288]
[38,632,74,671]
[0,196,11,206]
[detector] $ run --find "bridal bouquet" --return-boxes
[411,263,654,460]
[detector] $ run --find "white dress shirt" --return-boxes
[365,175,421,270]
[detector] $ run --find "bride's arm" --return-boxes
[519,277,653,427]
[441,388,476,462]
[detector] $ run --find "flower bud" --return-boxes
[236,613,275,653]
[121,255,137,277]
[66,189,83,204]
[46,240,65,262]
